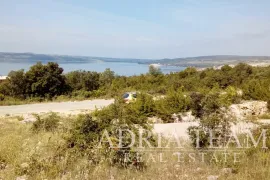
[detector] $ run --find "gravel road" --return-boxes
[0,99,114,116]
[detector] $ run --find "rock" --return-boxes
[207,175,219,180]
[196,167,202,172]
[20,162,29,169]
[174,164,181,169]
[221,168,233,174]
[172,113,181,123]
[0,161,6,170]
[181,111,196,122]
[16,175,27,180]
[21,114,36,123]
[229,101,267,120]
[109,175,115,180]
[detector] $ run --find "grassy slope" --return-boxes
[0,115,270,179]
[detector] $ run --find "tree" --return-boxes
[99,68,115,87]
[221,64,232,72]
[190,92,204,118]
[148,65,162,76]
[25,62,67,98]
[232,63,253,85]
[201,92,222,115]
[188,111,233,148]
[66,70,100,91]
[7,69,27,98]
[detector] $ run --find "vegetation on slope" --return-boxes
[1,62,270,179]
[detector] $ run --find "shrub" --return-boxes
[25,62,67,98]
[32,113,60,132]
[7,69,27,98]
[148,65,162,76]
[201,92,222,115]
[267,100,270,112]
[189,92,204,118]
[65,70,100,91]
[219,86,241,106]
[0,93,4,101]
[130,93,156,117]
[67,114,110,151]
[188,111,233,148]
[188,126,209,148]
[155,89,190,122]
[67,100,153,168]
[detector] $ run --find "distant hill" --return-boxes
[145,55,270,67]
[1,53,270,68]
[0,52,151,64]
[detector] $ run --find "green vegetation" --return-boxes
[32,113,60,133]
[0,112,270,179]
[1,62,270,179]
[1,62,270,105]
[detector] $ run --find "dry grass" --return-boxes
[0,115,270,180]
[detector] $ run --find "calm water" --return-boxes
[0,62,185,76]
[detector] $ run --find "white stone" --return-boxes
[16,176,27,180]
[21,114,37,123]
[207,175,219,180]
[221,168,233,174]
[229,101,267,120]
[20,162,29,169]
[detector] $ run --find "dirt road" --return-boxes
[0,99,114,116]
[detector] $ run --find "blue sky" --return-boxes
[0,0,270,59]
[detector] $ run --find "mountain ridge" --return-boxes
[1,52,270,67]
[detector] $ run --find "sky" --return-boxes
[0,0,270,59]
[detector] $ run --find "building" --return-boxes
[0,76,8,83]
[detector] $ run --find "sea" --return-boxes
[0,62,185,76]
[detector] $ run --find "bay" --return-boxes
[0,62,185,76]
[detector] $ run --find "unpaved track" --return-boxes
[0,99,114,116]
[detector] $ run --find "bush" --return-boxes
[25,62,67,98]
[201,92,222,115]
[130,93,156,117]
[188,111,233,148]
[155,89,190,122]
[32,113,60,132]
[189,92,204,118]
[67,114,110,150]
[67,100,153,168]
[148,65,162,76]
[65,70,100,92]
[188,126,209,148]
[0,93,4,101]
[219,86,241,106]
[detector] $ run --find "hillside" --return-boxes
[146,55,270,67]
[1,53,270,68]
[0,52,150,64]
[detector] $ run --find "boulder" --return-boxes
[207,175,219,180]
[221,168,233,174]
[20,162,29,169]
[229,101,267,120]
[21,114,36,123]
[16,176,27,180]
